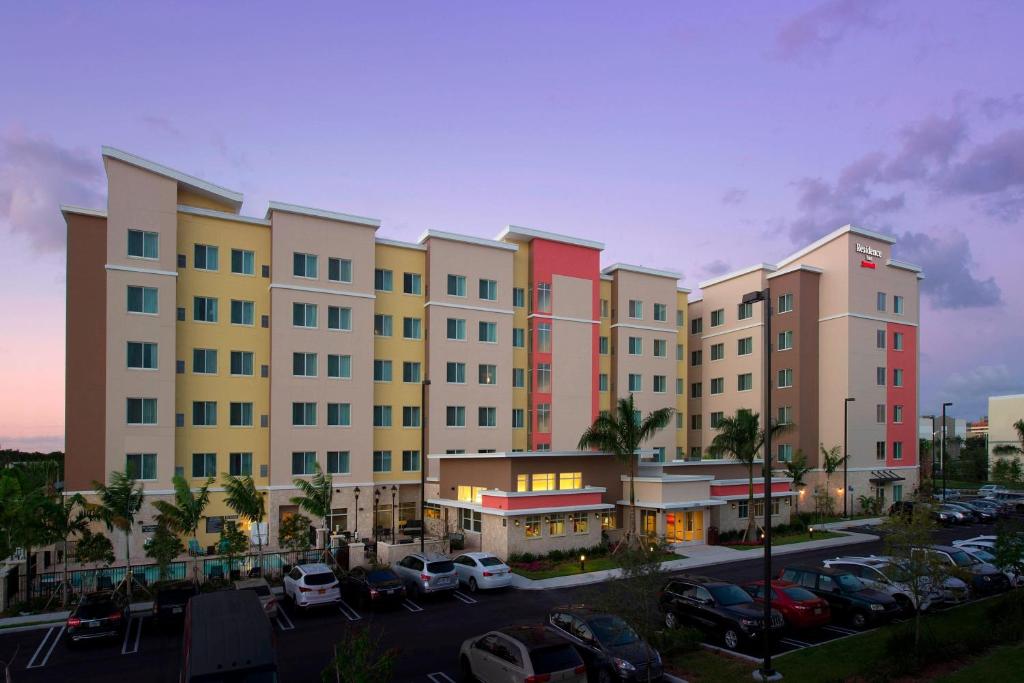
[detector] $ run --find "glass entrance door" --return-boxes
[683,510,704,542]
[666,513,681,542]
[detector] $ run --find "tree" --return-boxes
[2,463,60,594]
[279,513,313,553]
[321,626,398,683]
[45,493,91,607]
[992,419,1024,457]
[145,522,185,582]
[218,522,249,579]
[783,449,811,516]
[820,444,847,516]
[708,409,789,541]
[76,529,115,580]
[992,519,1024,578]
[290,463,333,550]
[152,475,213,581]
[578,395,673,548]
[222,474,266,571]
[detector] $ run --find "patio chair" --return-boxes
[96,575,114,591]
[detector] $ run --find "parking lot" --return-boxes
[0,520,1011,681]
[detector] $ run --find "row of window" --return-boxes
[124,451,255,480]
[875,329,906,351]
[689,293,794,335]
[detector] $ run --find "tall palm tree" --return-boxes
[708,409,790,541]
[993,419,1024,457]
[820,444,846,515]
[783,449,811,516]
[152,475,213,581]
[91,470,145,601]
[290,462,333,552]
[577,394,673,548]
[1,464,55,592]
[46,493,91,607]
[222,474,266,572]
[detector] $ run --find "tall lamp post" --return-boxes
[421,378,431,552]
[353,487,360,537]
[843,397,855,518]
[942,402,953,500]
[742,288,780,683]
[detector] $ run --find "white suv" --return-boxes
[283,563,341,610]
[822,556,945,612]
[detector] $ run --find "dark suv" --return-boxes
[547,607,663,682]
[658,575,783,651]
[152,580,198,626]
[778,565,899,628]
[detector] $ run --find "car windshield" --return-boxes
[949,550,977,567]
[709,584,754,606]
[76,600,117,618]
[836,574,866,592]
[970,549,996,562]
[530,645,583,674]
[588,615,640,646]
[881,563,913,583]
[427,560,455,573]
[304,572,337,586]
[781,586,817,602]
[158,587,194,602]
[479,557,504,567]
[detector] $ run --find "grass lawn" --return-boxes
[939,644,1024,681]
[721,530,844,550]
[511,551,680,580]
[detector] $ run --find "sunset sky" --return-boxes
[2,1,1023,452]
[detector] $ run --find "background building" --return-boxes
[988,394,1024,469]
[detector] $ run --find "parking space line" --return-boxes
[121,616,144,655]
[780,637,813,648]
[275,609,296,631]
[453,591,477,605]
[427,673,456,683]
[26,625,64,669]
[402,599,424,613]
[700,643,761,663]
[337,599,362,622]
[823,625,859,636]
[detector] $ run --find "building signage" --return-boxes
[856,242,881,269]
[141,524,158,533]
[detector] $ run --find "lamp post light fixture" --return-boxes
[843,397,855,518]
[391,485,398,541]
[580,554,586,571]
[942,402,953,501]
[421,378,431,552]
[353,487,360,536]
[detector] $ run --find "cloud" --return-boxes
[775,0,885,61]
[979,94,1024,121]
[702,259,732,277]
[0,131,104,252]
[942,127,1024,194]
[941,365,1023,413]
[721,188,747,205]
[140,115,182,138]
[883,114,967,182]
[895,230,1001,309]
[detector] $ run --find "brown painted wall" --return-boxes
[438,454,622,503]
[661,461,752,479]
[65,212,108,491]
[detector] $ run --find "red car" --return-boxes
[742,579,831,630]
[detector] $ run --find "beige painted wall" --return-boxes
[550,274,596,450]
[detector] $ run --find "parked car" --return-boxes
[939,489,961,501]
[991,492,1024,512]
[548,607,663,682]
[152,580,197,626]
[234,577,279,619]
[340,566,407,607]
[778,565,900,628]
[943,503,983,523]
[392,552,458,596]
[453,552,513,592]
[888,500,954,525]
[283,562,341,611]
[182,590,277,682]
[459,626,586,683]
[919,545,1011,596]
[954,545,1023,587]
[978,484,1009,496]
[954,501,997,523]
[66,591,129,644]
[970,499,1011,518]
[659,575,783,651]
[741,580,831,630]
[938,504,970,524]
[822,556,941,613]
[952,535,997,549]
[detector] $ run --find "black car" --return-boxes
[923,545,1011,596]
[778,565,899,628]
[658,575,783,652]
[547,606,663,682]
[66,591,129,644]
[954,501,997,523]
[152,580,198,626]
[888,500,954,525]
[971,499,1010,518]
[340,567,407,607]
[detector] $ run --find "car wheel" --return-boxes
[460,656,476,682]
[468,578,478,593]
[722,628,740,650]
[664,611,679,630]
[851,611,868,629]
[894,594,915,614]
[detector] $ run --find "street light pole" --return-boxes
[421,378,431,552]
[942,402,953,500]
[843,397,855,518]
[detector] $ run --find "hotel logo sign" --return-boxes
[856,243,882,269]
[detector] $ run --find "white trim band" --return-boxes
[105,263,178,277]
[102,146,243,211]
[818,312,918,327]
[611,322,678,333]
[424,301,514,315]
[529,313,600,324]
[269,283,376,300]
[700,321,762,340]
[178,204,270,226]
[266,200,381,227]
[418,229,518,252]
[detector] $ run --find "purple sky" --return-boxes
[2,1,1023,451]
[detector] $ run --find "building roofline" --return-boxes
[101,146,243,212]
[418,229,518,252]
[766,264,824,280]
[496,224,604,251]
[375,237,427,252]
[601,263,682,280]
[60,204,107,220]
[688,296,703,304]
[698,263,777,289]
[886,258,923,274]
[991,394,1024,401]
[178,204,270,227]
[677,286,692,294]
[265,201,381,227]
[775,224,897,270]
[428,450,606,460]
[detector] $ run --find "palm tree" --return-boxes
[152,475,213,582]
[290,462,333,553]
[708,409,790,542]
[783,449,811,517]
[1,465,55,593]
[577,394,673,548]
[222,474,266,573]
[993,419,1024,469]
[91,470,145,602]
[45,493,91,607]
[820,444,847,516]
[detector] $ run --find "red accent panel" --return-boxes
[710,482,791,497]
[480,491,604,511]
[886,323,917,467]
[860,260,876,269]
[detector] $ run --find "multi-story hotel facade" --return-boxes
[63,148,921,560]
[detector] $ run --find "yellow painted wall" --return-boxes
[675,290,688,459]
[512,241,530,451]
[599,279,612,413]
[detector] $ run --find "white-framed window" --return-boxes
[559,473,581,490]
[512,409,525,429]
[653,339,667,357]
[402,406,421,428]
[513,328,525,348]
[402,450,420,472]
[536,283,552,313]
[628,299,643,319]
[599,336,609,354]
[536,403,551,433]
[737,337,752,355]
[710,411,723,428]
[127,229,158,259]
[479,278,497,301]
[127,341,157,369]
[328,354,352,379]
[893,295,904,315]
[710,343,724,361]
[536,363,551,392]
[677,343,685,361]
[478,321,497,343]
[193,348,217,374]
[447,362,466,384]
[403,272,421,294]
[676,378,684,395]
[230,300,254,326]
[571,512,589,534]
[737,302,753,320]
[777,293,793,313]
[192,401,217,426]
[328,403,351,427]
[676,309,685,327]
[374,314,393,337]
[710,377,724,395]
[691,317,703,334]
[329,257,352,283]
[877,292,887,312]
[229,452,253,476]
[373,359,392,382]
[293,302,317,328]
[193,296,218,322]
[478,406,497,427]
[231,249,254,275]
[293,352,317,377]
[294,252,318,279]
[195,244,219,271]
[447,318,466,340]
[127,285,158,314]
[479,364,497,386]
[628,373,642,392]
[654,303,668,322]
[374,268,393,292]
[461,508,482,533]
[192,453,217,478]
[229,402,253,427]
[548,514,566,537]
[778,331,793,351]
[292,451,317,475]
[893,404,904,423]
[738,373,753,391]
[877,329,886,349]
[691,382,702,398]
[777,405,792,425]
[893,332,904,350]
[126,398,157,425]
[876,366,886,386]
[328,451,350,474]
[512,368,525,388]
[328,306,352,331]
[653,375,667,393]
[877,404,886,423]
[892,441,903,460]
[893,368,904,387]
[628,336,643,355]
[599,374,609,392]
[876,442,886,460]
[676,413,684,429]
[373,405,392,427]
[513,287,525,308]
[292,402,317,426]
[403,317,422,339]
[524,515,541,538]
[537,323,551,352]
[447,274,466,297]
[777,368,793,388]
[691,350,702,366]
[691,414,702,430]
[402,361,420,383]
[710,309,725,327]
[446,405,466,427]
[126,453,157,480]
[777,444,793,462]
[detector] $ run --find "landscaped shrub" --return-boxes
[650,626,703,656]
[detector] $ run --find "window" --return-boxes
[328,451,350,474]
[229,402,253,427]
[710,309,725,327]
[877,366,886,386]
[231,249,254,275]
[676,413,684,429]
[373,405,392,427]
[892,441,904,461]
[537,323,552,352]
[690,447,702,460]
[192,453,217,478]
[876,441,886,461]
[374,314,392,337]
[402,272,421,294]
[654,339,667,357]
[127,285,158,314]
[195,244,219,271]
[738,337,753,355]
[676,309,685,326]
[571,512,589,534]
[710,343,724,361]
[373,359,392,382]
[876,329,886,349]
[230,299,254,326]
[192,401,217,426]
[536,363,551,392]
[710,377,724,394]
[599,336,609,355]
[227,452,252,476]
[691,317,703,334]
[691,382,702,398]
[127,342,158,369]
[126,398,157,425]
[292,402,316,426]
[876,404,886,423]
[893,368,904,387]
[628,337,643,355]
[778,331,793,350]
[893,484,904,501]
[893,332,904,350]
[537,403,551,432]
[447,318,467,340]
[628,373,642,392]
[329,257,352,283]
[777,444,793,462]
[193,296,218,322]
[537,283,551,313]
[710,411,723,428]
[447,274,466,297]
[459,508,482,533]
[293,302,317,328]
[294,252,318,279]
[654,303,668,322]
[193,348,217,374]
[328,354,352,379]
[478,278,497,301]
[691,350,702,366]
[532,473,555,491]
[446,406,466,427]
[328,403,351,427]
[548,514,566,537]
[738,373,753,391]
[513,287,525,307]
[478,321,497,343]
[403,406,421,428]
[676,344,685,361]
[778,405,792,425]
[628,299,643,319]
[513,368,525,388]
[737,302,753,320]
[512,328,525,348]
[676,378,684,395]
[374,268,393,291]
[292,451,317,475]
[457,485,483,502]
[293,352,317,377]
[893,404,904,423]
[877,292,886,312]
[127,229,158,259]
[777,368,793,388]
[402,361,420,383]
[691,414,702,430]
[599,373,609,392]
[446,362,466,383]
[402,450,420,472]
[478,406,497,427]
[525,516,541,538]
[512,409,525,429]
[894,295,904,314]
[126,453,157,480]
[778,293,793,313]
[653,375,667,393]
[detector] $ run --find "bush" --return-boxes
[650,626,703,656]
